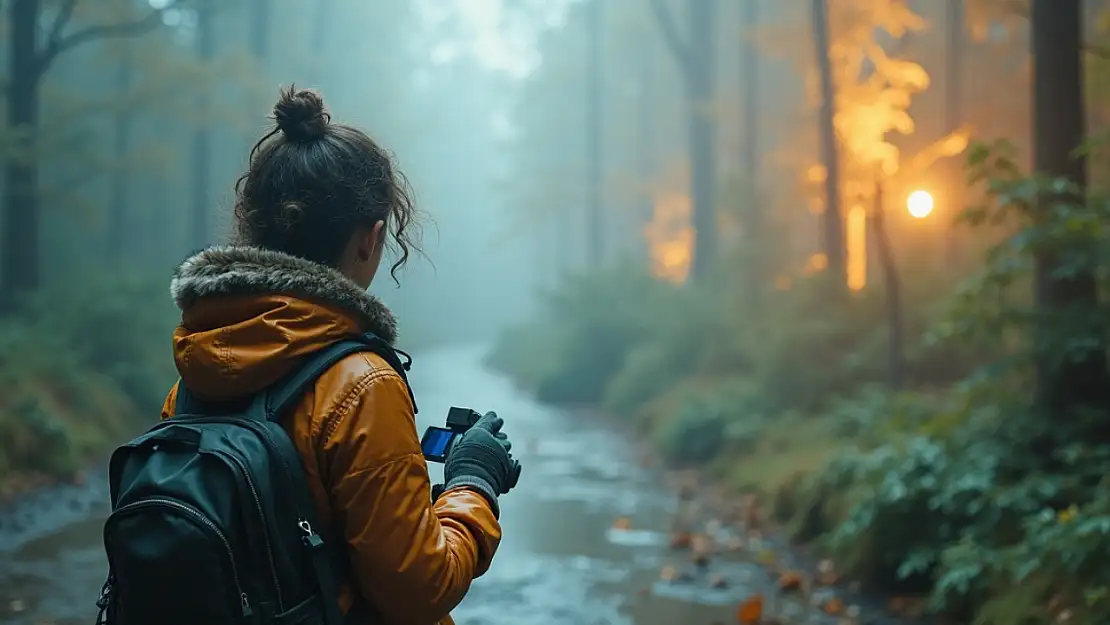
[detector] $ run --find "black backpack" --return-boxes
[96,333,416,625]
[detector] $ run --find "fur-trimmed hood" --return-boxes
[168,246,398,400]
[171,246,397,343]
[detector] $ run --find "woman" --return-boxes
[161,87,518,624]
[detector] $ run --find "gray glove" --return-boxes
[443,412,521,517]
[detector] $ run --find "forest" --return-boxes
[486,0,1110,623]
[1,0,1108,624]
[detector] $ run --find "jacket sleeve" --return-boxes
[323,368,502,625]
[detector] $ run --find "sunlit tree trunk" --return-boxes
[811,0,846,295]
[2,0,174,309]
[650,0,719,283]
[191,0,215,249]
[1030,0,1107,413]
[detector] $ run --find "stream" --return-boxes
[0,345,891,625]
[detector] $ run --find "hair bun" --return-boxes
[273,86,329,142]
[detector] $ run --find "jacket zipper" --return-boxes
[215,449,284,608]
[111,498,253,618]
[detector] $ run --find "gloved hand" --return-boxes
[443,411,521,516]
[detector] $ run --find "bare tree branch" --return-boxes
[37,0,183,75]
[648,0,690,71]
[46,0,80,52]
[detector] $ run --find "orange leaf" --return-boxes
[823,597,844,615]
[612,517,631,530]
[670,532,692,549]
[736,594,764,625]
[777,571,805,591]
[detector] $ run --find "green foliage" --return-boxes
[490,138,1110,623]
[794,141,1110,624]
[0,274,177,479]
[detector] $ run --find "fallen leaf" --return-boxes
[670,532,692,550]
[612,517,631,530]
[777,571,805,592]
[736,594,764,625]
[824,597,844,615]
[9,600,25,613]
[660,566,678,582]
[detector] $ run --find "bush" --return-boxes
[0,273,178,479]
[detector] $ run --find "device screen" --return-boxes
[421,427,455,460]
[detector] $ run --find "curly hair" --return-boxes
[233,86,422,284]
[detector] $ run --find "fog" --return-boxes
[4,1,1107,624]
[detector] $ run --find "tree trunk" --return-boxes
[586,0,604,266]
[687,0,717,282]
[2,0,43,310]
[741,0,762,306]
[636,51,655,263]
[944,0,963,270]
[811,0,846,294]
[873,183,903,390]
[191,0,214,249]
[108,54,134,264]
[1030,0,1107,413]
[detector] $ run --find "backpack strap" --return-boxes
[261,333,413,625]
[265,332,418,418]
[175,333,413,625]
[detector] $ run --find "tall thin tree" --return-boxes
[108,48,135,264]
[741,0,762,303]
[650,0,719,282]
[811,0,846,293]
[945,0,963,268]
[2,0,178,308]
[1030,0,1107,414]
[191,0,214,249]
[586,0,604,266]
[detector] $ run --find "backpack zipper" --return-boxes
[110,498,253,618]
[214,449,284,608]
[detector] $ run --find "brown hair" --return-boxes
[233,86,421,283]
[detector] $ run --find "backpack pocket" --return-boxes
[104,497,254,624]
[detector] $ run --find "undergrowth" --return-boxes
[486,140,1110,624]
[0,273,177,483]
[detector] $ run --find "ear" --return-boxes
[358,220,386,261]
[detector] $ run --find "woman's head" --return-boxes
[234,86,420,288]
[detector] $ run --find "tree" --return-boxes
[740,0,763,306]
[191,0,215,248]
[810,0,845,294]
[3,0,181,309]
[586,0,604,266]
[1030,0,1107,413]
[108,46,135,264]
[649,0,718,282]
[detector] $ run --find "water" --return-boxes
[0,345,867,625]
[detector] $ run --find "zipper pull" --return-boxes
[298,519,324,549]
[241,593,253,617]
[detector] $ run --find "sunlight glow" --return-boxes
[644,192,694,284]
[906,190,934,219]
[847,204,868,291]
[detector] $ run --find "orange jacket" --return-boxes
[161,246,501,625]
